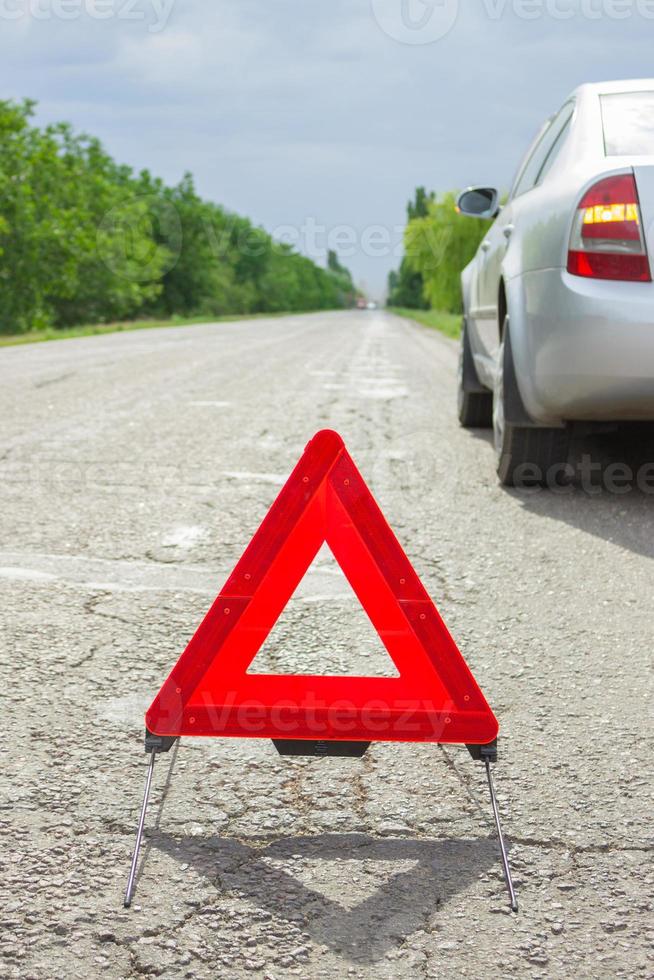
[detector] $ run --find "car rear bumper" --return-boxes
[509,268,654,424]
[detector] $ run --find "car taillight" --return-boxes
[567,173,651,282]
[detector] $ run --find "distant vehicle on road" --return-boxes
[457,79,654,485]
[356,297,367,310]
[366,300,377,310]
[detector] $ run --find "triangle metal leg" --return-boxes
[485,758,518,913]
[124,750,157,908]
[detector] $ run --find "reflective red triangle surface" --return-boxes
[146,430,498,745]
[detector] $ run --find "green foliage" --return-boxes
[0,100,353,334]
[386,260,428,309]
[326,249,356,306]
[403,191,488,313]
[0,101,166,331]
[386,187,434,309]
[407,186,433,221]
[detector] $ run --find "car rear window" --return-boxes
[601,91,654,156]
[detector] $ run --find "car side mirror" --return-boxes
[456,187,500,220]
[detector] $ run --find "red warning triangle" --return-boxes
[146,430,498,745]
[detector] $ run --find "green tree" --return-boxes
[404,192,488,313]
[0,99,355,333]
[0,101,166,331]
[326,249,356,307]
[387,186,434,309]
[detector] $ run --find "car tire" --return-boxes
[457,319,492,428]
[494,320,570,487]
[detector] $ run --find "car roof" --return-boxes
[509,79,654,194]
[571,78,654,98]
[555,80,654,171]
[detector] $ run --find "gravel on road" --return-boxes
[1,311,652,979]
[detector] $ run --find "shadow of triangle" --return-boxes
[152,832,499,962]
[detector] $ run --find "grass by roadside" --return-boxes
[389,307,461,339]
[0,311,298,348]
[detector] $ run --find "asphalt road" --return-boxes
[1,311,652,979]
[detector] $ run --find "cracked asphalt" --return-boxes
[1,310,652,979]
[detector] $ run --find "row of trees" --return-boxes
[387,186,488,313]
[0,100,356,333]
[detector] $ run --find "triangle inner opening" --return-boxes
[246,543,400,677]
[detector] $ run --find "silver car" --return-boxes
[456,79,654,486]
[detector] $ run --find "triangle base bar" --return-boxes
[272,739,371,758]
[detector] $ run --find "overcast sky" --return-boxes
[2,1,654,295]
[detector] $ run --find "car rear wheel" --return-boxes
[457,319,492,428]
[494,321,570,487]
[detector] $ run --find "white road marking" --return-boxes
[189,400,231,407]
[97,694,151,726]
[161,525,207,548]
[0,550,363,600]
[223,471,287,485]
[0,567,56,583]
[0,551,226,594]
[357,381,409,400]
